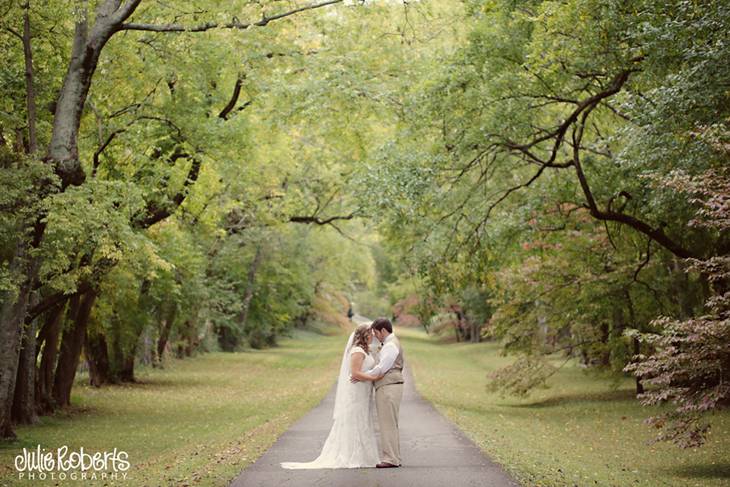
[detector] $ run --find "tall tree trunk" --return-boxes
[238,245,263,332]
[84,329,112,387]
[22,1,38,154]
[35,304,64,414]
[184,318,198,357]
[451,306,466,343]
[0,243,37,438]
[11,317,38,425]
[156,302,177,364]
[118,321,148,382]
[140,326,154,366]
[624,290,644,395]
[118,353,136,383]
[52,289,97,407]
[47,0,142,187]
[471,320,480,343]
[117,279,153,382]
[11,279,41,425]
[228,246,263,349]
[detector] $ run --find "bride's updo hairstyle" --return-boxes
[353,324,371,354]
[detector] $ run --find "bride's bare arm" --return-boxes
[350,352,384,382]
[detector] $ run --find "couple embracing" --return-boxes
[281,318,405,469]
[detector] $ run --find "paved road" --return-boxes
[229,354,520,487]
[351,314,374,327]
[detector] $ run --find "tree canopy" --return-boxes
[1,0,728,449]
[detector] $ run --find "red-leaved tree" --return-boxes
[625,167,729,448]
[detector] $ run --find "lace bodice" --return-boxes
[350,346,375,371]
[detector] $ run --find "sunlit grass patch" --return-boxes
[399,328,730,487]
[0,330,346,486]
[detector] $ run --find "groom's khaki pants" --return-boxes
[375,383,404,465]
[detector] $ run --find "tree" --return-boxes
[359,1,729,445]
[625,168,730,448]
[1,0,353,437]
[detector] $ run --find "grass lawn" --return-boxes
[3,324,727,487]
[0,328,345,486]
[399,328,730,487]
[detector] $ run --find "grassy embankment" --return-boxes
[3,322,727,487]
[399,328,730,487]
[0,327,346,486]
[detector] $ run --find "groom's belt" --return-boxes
[380,366,404,384]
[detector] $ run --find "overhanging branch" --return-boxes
[289,213,356,225]
[570,100,697,259]
[120,0,344,32]
[219,75,246,119]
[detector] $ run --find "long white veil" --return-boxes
[332,331,355,421]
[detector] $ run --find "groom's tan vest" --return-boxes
[374,335,404,390]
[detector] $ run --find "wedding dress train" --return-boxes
[280,333,380,469]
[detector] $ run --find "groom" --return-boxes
[353,317,405,468]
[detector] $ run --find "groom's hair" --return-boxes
[371,318,392,334]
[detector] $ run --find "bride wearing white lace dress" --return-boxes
[281,324,383,469]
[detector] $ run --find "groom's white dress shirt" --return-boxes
[365,333,398,377]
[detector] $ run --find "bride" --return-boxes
[281,324,383,469]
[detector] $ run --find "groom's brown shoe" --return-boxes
[376,462,400,468]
